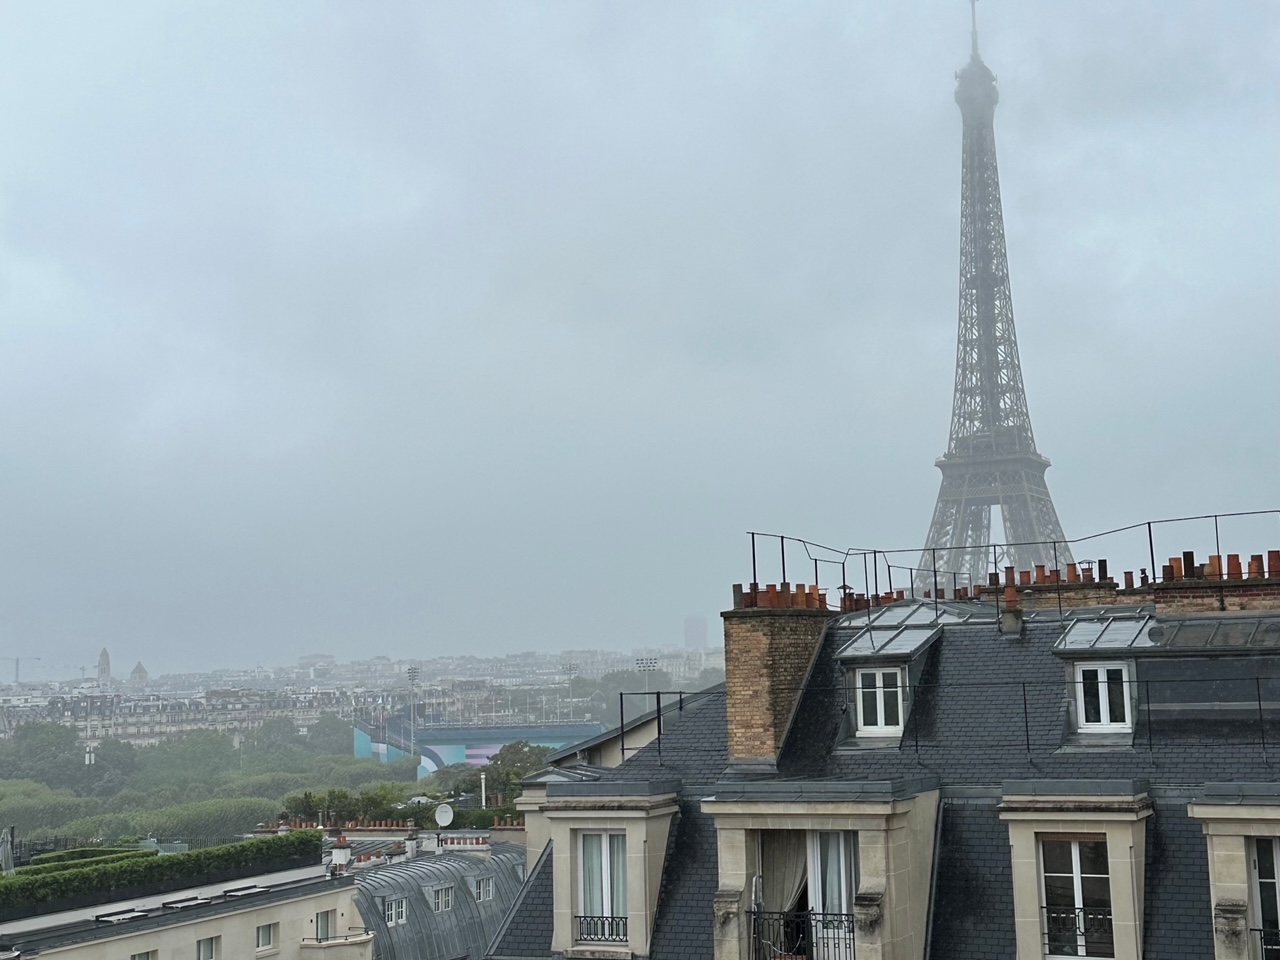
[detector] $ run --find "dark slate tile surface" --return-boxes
[486,841,554,960]
[1144,800,1214,959]
[781,617,1270,959]
[648,795,720,960]
[929,799,1016,959]
[779,620,1280,784]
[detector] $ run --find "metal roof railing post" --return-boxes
[1022,683,1031,758]
[1257,677,1268,764]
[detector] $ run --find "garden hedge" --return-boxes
[0,830,321,907]
[17,850,158,876]
[28,846,138,865]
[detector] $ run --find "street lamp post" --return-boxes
[635,657,659,693]
[561,662,579,720]
[406,666,420,779]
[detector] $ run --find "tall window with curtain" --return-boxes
[578,831,628,943]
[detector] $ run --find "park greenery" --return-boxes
[0,666,725,843]
[0,831,321,909]
[0,715,553,843]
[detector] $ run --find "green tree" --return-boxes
[252,718,302,752]
[421,763,481,798]
[484,741,552,803]
[283,791,320,820]
[136,731,237,790]
[305,714,354,755]
[2,723,81,790]
[320,789,359,823]
[356,783,411,821]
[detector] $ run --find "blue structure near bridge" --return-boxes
[355,717,604,779]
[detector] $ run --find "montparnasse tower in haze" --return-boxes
[916,3,1072,591]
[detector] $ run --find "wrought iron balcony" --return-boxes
[1042,905,1114,958]
[1254,927,1280,960]
[575,914,628,943]
[749,910,856,960]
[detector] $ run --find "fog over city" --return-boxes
[0,2,1275,675]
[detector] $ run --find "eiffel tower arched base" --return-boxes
[914,452,1074,595]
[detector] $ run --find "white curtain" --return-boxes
[608,833,628,917]
[761,831,807,913]
[582,834,604,915]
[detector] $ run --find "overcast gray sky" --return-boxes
[0,2,1275,676]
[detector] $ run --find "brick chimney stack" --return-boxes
[723,583,837,776]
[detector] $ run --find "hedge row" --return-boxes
[0,831,322,907]
[29,847,139,865]
[17,850,158,877]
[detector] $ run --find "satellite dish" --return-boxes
[434,803,454,828]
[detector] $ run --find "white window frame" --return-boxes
[432,884,454,913]
[384,895,407,925]
[1039,836,1114,959]
[578,830,628,919]
[314,909,337,942]
[474,875,494,901]
[255,922,278,951]
[1073,662,1132,731]
[805,830,857,914]
[854,667,905,736]
[195,937,218,960]
[131,952,158,960]
[1252,837,1280,942]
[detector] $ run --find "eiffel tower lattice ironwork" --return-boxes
[916,5,1073,593]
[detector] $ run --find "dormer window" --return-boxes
[1075,663,1131,731]
[855,667,904,737]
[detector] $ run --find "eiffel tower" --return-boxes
[916,4,1073,592]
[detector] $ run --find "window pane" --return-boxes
[1078,840,1109,877]
[882,673,900,727]
[1043,874,1076,908]
[1105,669,1127,724]
[1259,837,1276,881]
[1081,669,1102,723]
[608,834,628,917]
[582,834,604,915]
[1260,879,1280,931]
[1081,875,1112,909]
[1042,840,1074,876]
[861,688,879,727]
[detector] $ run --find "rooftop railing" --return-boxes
[1043,905,1114,958]
[749,910,856,960]
[575,914,628,943]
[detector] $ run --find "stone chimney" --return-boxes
[330,835,351,873]
[999,586,1024,635]
[723,583,837,776]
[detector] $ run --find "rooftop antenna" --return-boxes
[970,0,980,58]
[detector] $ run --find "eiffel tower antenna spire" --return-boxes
[915,9,1073,594]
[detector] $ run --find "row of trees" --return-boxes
[0,716,415,839]
[0,715,555,841]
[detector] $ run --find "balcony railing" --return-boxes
[1254,927,1280,960]
[1043,905,1114,958]
[749,910,856,960]
[576,914,628,942]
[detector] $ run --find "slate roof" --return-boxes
[352,846,524,960]
[779,618,1280,783]
[777,613,1276,958]
[485,840,554,960]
